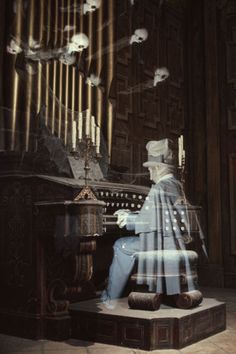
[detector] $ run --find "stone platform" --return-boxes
[69,297,226,351]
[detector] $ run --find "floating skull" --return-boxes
[130,28,148,45]
[6,39,23,55]
[68,33,89,53]
[59,52,76,65]
[153,67,170,86]
[86,73,101,87]
[83,0,101,14]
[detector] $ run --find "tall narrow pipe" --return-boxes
[10,0,23,151]
[64,0,71,146]
[25,0,35,151]
[44,0,51,127]
[78,0,84,113]
[51,0,58,134]
[58,0,65,138]
[36,1,45,115]
[107,0,115,161]
[86,12,93,112]
[71,0,77,130]
[96,0,103,127]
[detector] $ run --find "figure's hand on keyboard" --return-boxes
[114,209,131,228]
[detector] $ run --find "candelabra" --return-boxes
[70,109,101,187]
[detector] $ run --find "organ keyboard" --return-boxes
[92,183,149,234]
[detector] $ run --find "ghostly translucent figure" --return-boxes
[59,53,76,66]
[153,67,170,86]
[24,47,64,61]
[6,39,23,55]
[87,28,148,62]
[86,73,101,87]
[67,33,89,54]
[60,0,100,15]
[83,0,101,15]
[7,31,88,66]
[101,139,207,308]
[129,28,148,45]
[118,67,170,95]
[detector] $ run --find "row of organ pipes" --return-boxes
[2,0,115,159]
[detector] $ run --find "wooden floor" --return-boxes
[0,287,236,354]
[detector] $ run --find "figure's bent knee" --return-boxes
[113,237,128,250]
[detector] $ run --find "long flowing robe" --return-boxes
[126,174,206,295]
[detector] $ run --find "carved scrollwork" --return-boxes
[47,279,70,315]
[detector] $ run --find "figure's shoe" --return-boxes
[101,290,117,309]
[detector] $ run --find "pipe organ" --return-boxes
[2,0,115,159]
[0,0,212,344]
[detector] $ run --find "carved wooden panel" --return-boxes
[116,63,132,121]
[165,10,185,133]
[219,0,236,283]
[226,17,236,129]
[229,154,236,254]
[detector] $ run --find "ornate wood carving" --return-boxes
[226,19,236,129]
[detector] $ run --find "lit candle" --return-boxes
[72,120,77,149]
[91,116,96,144]
[78,112,83,140]
[96,125,100,154]
[178,135,183,167]
[85,109,90,136]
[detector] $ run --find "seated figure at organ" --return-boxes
[101,139,208,310]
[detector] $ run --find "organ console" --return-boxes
[0,169,151,340]
[0,165,206,339]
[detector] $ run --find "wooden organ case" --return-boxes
[0,174,149,340]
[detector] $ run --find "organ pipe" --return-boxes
[10,0,23,151]
[25,0,35,151]
[107,0,115,161]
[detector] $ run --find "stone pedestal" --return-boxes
[70,297,226,350]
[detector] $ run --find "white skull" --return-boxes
[6,39,23,55]
[83,0,101,14]
[130,28,148,45]
[86,73,101,87]
[153,67,170,86]
[68,33,89,53]
[59,52,76,65]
